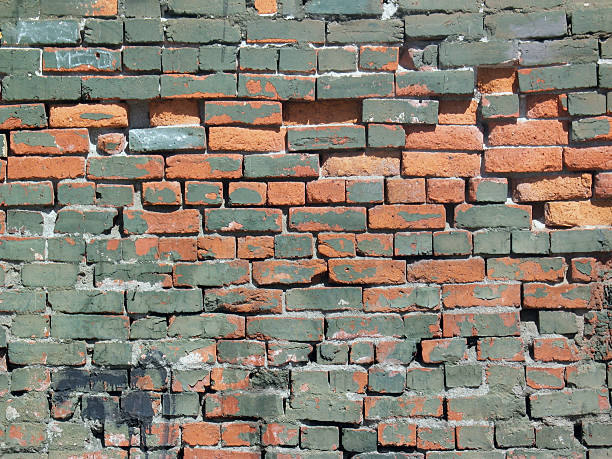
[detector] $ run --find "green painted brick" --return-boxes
[168,314,243,339]
[327,19,404,43]
[205,101,281,126]
[305,0,382,15]
[405,13,484,39]
[289,125,365,151]
[0,290,46,314]
[124,18,163,43]
[396,69,475,95]
[519,38,599,66]
[22,263,78,287]
[240,47,278,72]
[0,134,5,157]
[57,182,96,205]
[0,48,40,74]
[572,7,612,34]
[52,314,128,340]
[166,0,245,15]
[433,231,472,256]
[539,310,578,334]
[0,0,40,18]
[495,420,534,447]
[124,0,161,16]
[440,40,518,67]
[47,237,86,262]
[83,75,160,100]
[318,47,356,72]
[48,289,122,314]
[247,19,325,44]
[536,425,575,450]
[84,19,123,45]
[279,47,316,73]
[43,48,121,72]
[11,314,49,338]
[185,182,222,206]
[127,290,202,314]
[530,389,609,417]
[0,103,47,129]
[248,317,323,342]
[95,262,172,285]
[131,317,166,339]
[478,337,523,361]
[568,92,607,116]
[55,209,117,234]
[286,287,362,311]
[162,47,199,73]
[289,207,366,232]
[9,341,86,366]
[485,10,566,39]
[287,394,362,423]
[368,367,405,394]
[174,261,249,287]
[0,182,53,206]
[404,313,440,339]
[166,19,241,44]
[481,94,519,119]
[162,393,199,417]
[457,425,494,450]
[318,74,394,99]
[96,184,134,207]
[363,394,443,419]
[161,73,236,98]
[275,234,313,259]
[455,204,531,229]
[88,156,163,180]
[448,394,526,421]
[471,179,508,203]
[301,426,339,451]
[199,45,237,72]
[583,422,612,446]
[363,98,438,124]
[368,124,406,148]
[122,46,161,72]
[474,230,511,255]
[317,342,349,365]
[1,20,80,44]
[9,367,48,392]
[395,232,433,256]
[2,75,81,101]
[342,428,377,452]
[398,0,480,12]
[566,362,606,388]
[6,210,43,235]
[228,184,265,206]
[572,116,612,141]
[518,64,597,92]
[244,154,318,178]
[0,237,42,261]
[512,230,549,254]
[346,180,383,204]
[328,315,404,339]
[217,341,265,365]
[129,127,206,152]
[206,209,282,232]
[237,74,313,100]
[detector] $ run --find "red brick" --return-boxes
[317,233,356,258]
[513,174,592,202]
[427,178,464,203]
[526,367,565,389]
[50,103,128,128]
[322,152,400,176]
[364,287,440,312]
[222,422,259,447]
[328,259,406,285]
[484,147,563,173]
[261,423,299,447]
[210,368,250,391]
[159,237,197,261]
[526,94,567,118]
[407,258,485,283]
[438,99,478,125]
[123,209,199,235]
[97,132,126,155]
[198,236,236,260]
[386,178,426,203]
[564,146,612,170]
[237,236,274,259]
[570,257,612,282]
[8,156,85,180]
[402,152,480,177]
[284,100,360,125]
[306,179,345,203]
[166,154,242,180]
[442,283,521,308]
[184,449,260,459]
[208,127,285,151]
[142,181,182,206]
[488,120,569,146]
[545,201,612,227]
[477,67,517,93]
[10,128,89,155]
[267,182,305,206]
[404,125,483,151]
[182,423,221,447]
[523,283,600,309]
[150,100,200,126]
[369,204,446,230]
[594,173,612,199]
[534,337,581,362]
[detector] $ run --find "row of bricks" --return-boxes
[2,13,611,48]
[1,380,610,421]
[0,64,611,103]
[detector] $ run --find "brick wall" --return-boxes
[0,0,611,457]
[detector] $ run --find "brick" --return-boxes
[530,388,610,418]
[365,394,443,420]
[238,74,315,100]
[488,120,568,146]
[124,209,199,235]
[455,203,531,229]
[150,100,200,127]
[572,116,612,142]
[438,99,478,125]
[443,311,520,337]
[487,257,565,282]
[196,236,234,260]
[247,18,324,43]
[209,127,284,152]
[481,94,519,119]
[205,208,281,233]
[289,207,366,232]
[247,317,323,342]
[317,74,394,99]
[317,233,355,258]
[268,182,305,206]
[427,178,464,203]
[484,147,562,173]
[402,152,480,177]
[523,283,597,309]
[318,47,357,73]
[43,47,120,73]
[526,94,567,118]
[520,38,599,66]
[142,182,182,206]
[323,152,400,177]
[123,45,161,71]
[160,74,236,99]
[359,46,398,71]
[406,13,483,39]
[50,103,127,128]
[307,180,345,204]
[595,173,612,199]
[442,283,521,308]
[346,180,383,204]
[433,231,471,256]
[88,156,164,180]
[228,182,267,206]
[368,124,406,148]
[477,337,524,361]
[288,125,365,151]
[10,128,89,155]
[1,20,80,45]
[328,260,406,285]
[364,286,439,312]
[240,47,277,72]
[386,178,426,203]
[397,69,475,96]
[439,40,518,67]
[407,258,485,283]
[468,178,508,203]
[564,146,612,170]
[447,394,526,421]
[252,259,327,285]
[244,154,318,178]
[514,173,592,202]
[167,154,242,180]
[477,67,517,93]
[205,101,282,126]
[55,209,116,234]
[526,366,565,390]
[84,18,123,45]
[2,75,81,101]
[274,233,313,259]
[97,133,126,155]
[363,99,438,124]
[404,125,483,151]
[8,156,84,180]
[518,64,597,92]
[0,104,47,130]
[279,47,316,74]
[568,91,607,116]
[545,201,612,227]
[327,19,403,44]
[356,233,393,257]
[369,204,445,230]
[83,75,159,100]
[237,236,274,259]
[129,126,206,152]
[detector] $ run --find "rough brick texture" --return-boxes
[0,1,610,458]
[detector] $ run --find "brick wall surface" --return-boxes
[0,0,610,457]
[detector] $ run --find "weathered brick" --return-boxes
[289,207,366,231]
[252,259,327,285]
[368,204,446,230]
[523,283,598,309]
[397,69,474,96]
[167,154,242,180]
[328,260,406,285]
[238,74,314,100]
[485,147,563,173]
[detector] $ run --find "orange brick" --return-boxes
[595,173,612,199]
[402,152,480,177]
[197,236,236,259]
[268,182,305,206]
[369,204,445,230]
[255,0,277,14]
[10,128,89,155]
[208,127,284,151]
[8,156,85,180]
[284,100,360,125]
[513,174,592,202]
[237,236,274,259]
[407,258,485,283]
[322,152,400,177]
[159,238,197,261]
[50,103,128,128]
[182,422,220,446]
[142,181,182,205]
[484,147,563,173]
[306,180,345,204]
[533,337,581,362]
[427,178,464,203]
[386,178,426,203]
[477,67,517,93]
[564,146,612,170]
[545,201,612,227]
[405,125,483,151]
[317,233,356,258]
[488,120,569,146]
[438,99,478,125]
[150,100,200,126]
[526,94,567,118]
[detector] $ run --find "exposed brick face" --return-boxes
[0,2,610,458]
